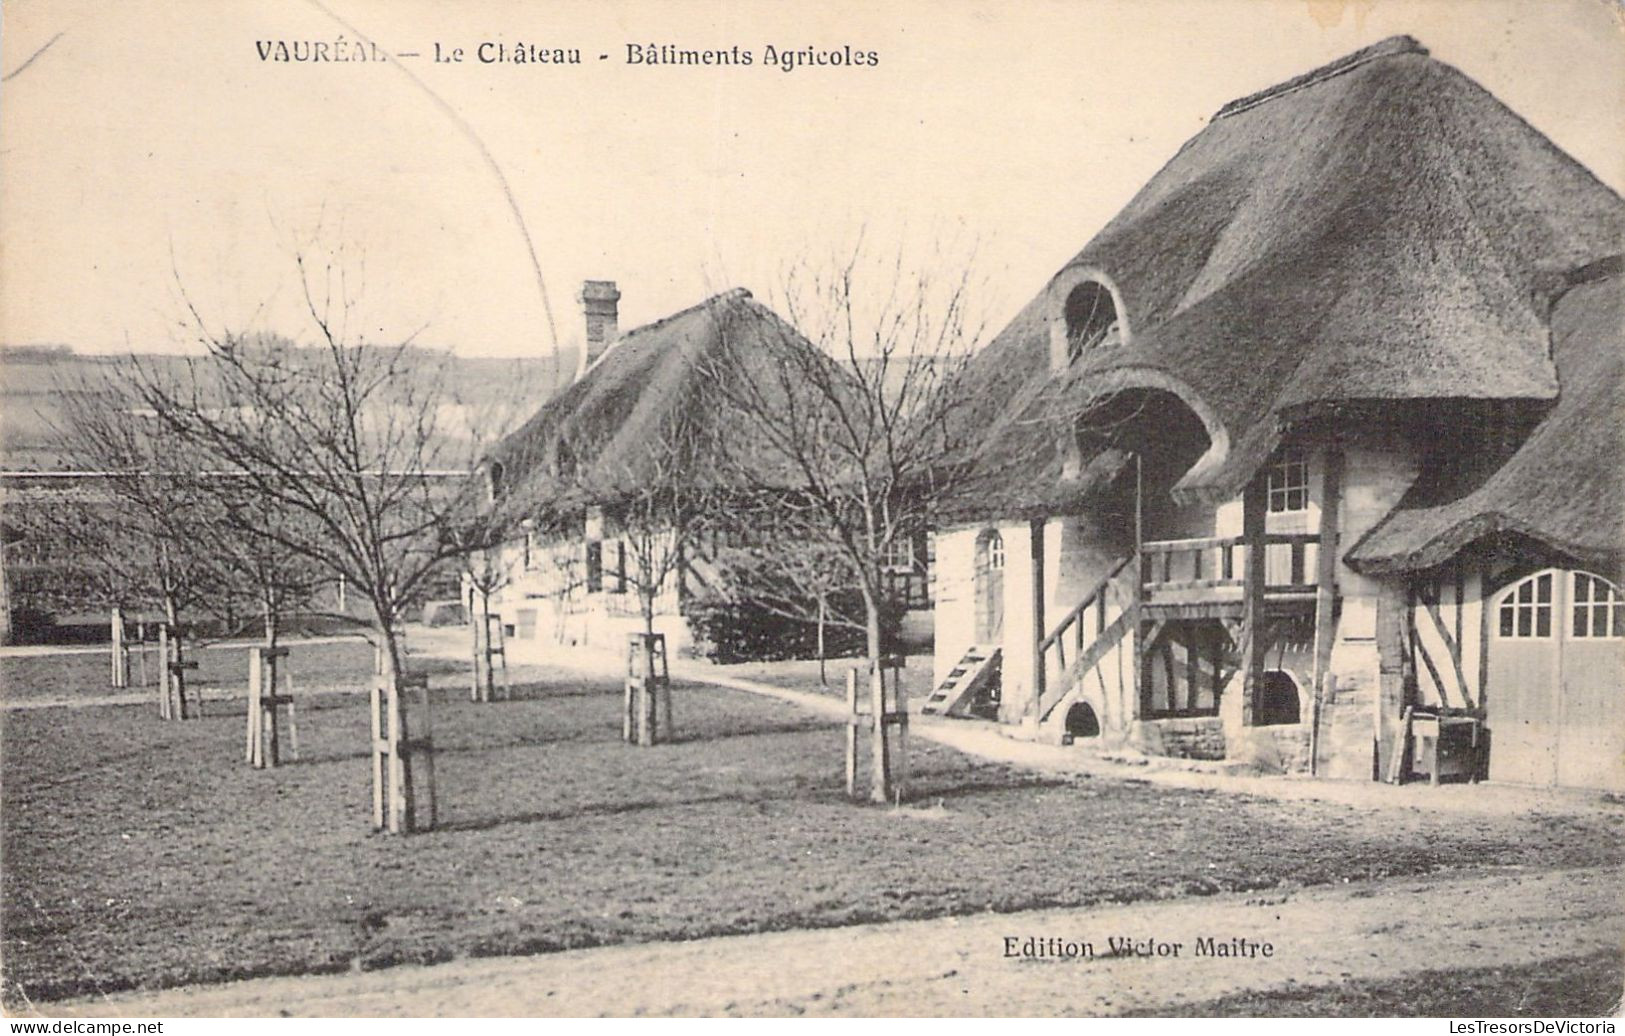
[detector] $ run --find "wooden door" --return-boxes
[974,531,1005,645]
[1488,570,1625,789]
[1487,571,1560,785]
[1556,572,1624,790]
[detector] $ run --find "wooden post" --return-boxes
[1239,473,1268,728]
[892,661,909,805]
[623,677,638,743]
[1029,518,1047,734]
[844,667,858,799]
[168,628,198,720]
[136,622,149,690]
[869,660,889,804]
[470,599,485,702]
[386,664,407,834]
[110,607,129,689]
[284,664,300,762]
[1309,447,1344,776]
[246,648,261,764]
[369,644,386,831]
[1131,453,1146,722]
[625,633,669,747]
[639,659,657,747]
[261,649,284,769]
[401,673,436,831]
[1374,581,1412,780]
[157,623,171,719]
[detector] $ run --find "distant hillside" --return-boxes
[0,344,576,471]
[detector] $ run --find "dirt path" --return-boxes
[37,865,1621,1017]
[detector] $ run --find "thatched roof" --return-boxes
[483,288,808,520]
[1347,263,1624,575]
[952,36,1625,519]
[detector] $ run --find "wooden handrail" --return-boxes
[1141,535,1240,554]
[1038,553,1135,655]
[1142,532,1318,553]
[1262,532,1320,546]
[1033,606,1136,721]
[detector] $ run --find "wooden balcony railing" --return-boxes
[1140,533,1319,595]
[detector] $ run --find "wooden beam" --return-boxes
[1239,473,1268,727]
[1309,447,1343,775]
[1374,580,1412,779]
[1030,517,1046,730]
[1186,624,1201,713]
[1478,559,1493,711]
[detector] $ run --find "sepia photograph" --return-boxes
[0,0,1622,1020]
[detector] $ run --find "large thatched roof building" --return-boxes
[930,36,1624,792]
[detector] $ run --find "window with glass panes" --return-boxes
[1498,572,1553,639]
[1267,448,1309,513]
[1571,573,1623,639]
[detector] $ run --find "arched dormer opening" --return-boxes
[1049,268,1129,371]
[1063,281,1120,362]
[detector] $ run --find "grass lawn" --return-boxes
[713,654,933,698]
[0,639,460,704]
[3,665,1623,1005]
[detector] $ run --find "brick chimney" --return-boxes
[575,280,621,380]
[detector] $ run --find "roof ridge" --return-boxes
[1212,35,1429,122]
[571,286,756,382]
[615,286,754,344]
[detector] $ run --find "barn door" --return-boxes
[1487,569,1625,789]
[1555,573,1624,790]
[974,530,1005,644]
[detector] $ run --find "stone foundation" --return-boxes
[1130,717,1226,760]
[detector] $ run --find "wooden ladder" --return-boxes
[922,646,1000,716]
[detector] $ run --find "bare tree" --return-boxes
[52,365,231,711]
[590,416,726,639]
[132,244,487,832]
[700,239,988,795]
[704,504,866,684]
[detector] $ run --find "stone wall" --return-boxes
[1130,717,1226,760]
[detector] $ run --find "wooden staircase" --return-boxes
[1028,554,1137,725]
[922,646,1000,716]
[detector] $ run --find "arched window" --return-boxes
[1571,572,1624,639]
[973,529,1006,643]
[486,460,506,503]
[1063,281,1120,363]
[1497,571,1555,639]
[976,530,1005,572]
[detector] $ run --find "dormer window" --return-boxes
[1063,281,1120,363]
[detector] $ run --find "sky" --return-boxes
[2,0,1622,363]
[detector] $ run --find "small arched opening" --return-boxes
[1064,701,1101,739]
[1062,281,1121,363]
[1256,670,1302,726]
[973,529,1005,643]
